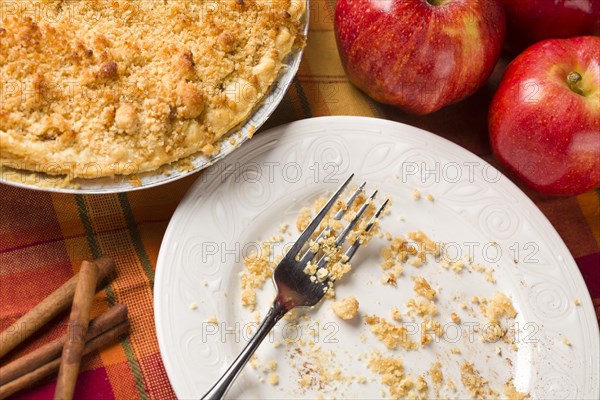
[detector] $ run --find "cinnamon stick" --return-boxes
[0,257,115,359]
[53,261,99,400]
[0,304,128,386]
[0,321,130,400]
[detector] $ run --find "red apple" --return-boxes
[489,36,600,196]
[501,0,600,52]
[335,0,505,115]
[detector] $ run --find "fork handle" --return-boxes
[201,301,288,400]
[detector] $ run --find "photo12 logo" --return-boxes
[399,160,502,185]
[199,319,540,346]
[1,1,144,25]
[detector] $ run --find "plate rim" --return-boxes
[154,115,600,399]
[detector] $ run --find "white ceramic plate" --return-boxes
[0,3,309,194]
[154,117,599,399]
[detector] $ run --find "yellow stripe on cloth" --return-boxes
[300,0,381,118]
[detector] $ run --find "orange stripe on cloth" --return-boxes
[105,359,146,400]
[577,190,600,248]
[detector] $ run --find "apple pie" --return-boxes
[0,0,305,178]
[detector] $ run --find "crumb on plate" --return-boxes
[267,372,279,386]
[450,312,461,324]
[430,361,443,384]
[406,296,438,317]
[368,352,429,400]
[479,292,517,342]
[412,276,437,300]
[240,242,276,311]
[412,188,421,201]
[391,307,403,321]
[365,316,418,350]
[460,362,499,399]
[331,296,359,320]
[504,379,530,400]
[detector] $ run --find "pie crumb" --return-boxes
[278,223,290,235]
[406,296,437,317]
[267,372,279,386]
[365,316,418,350]
[331,296,359,320]
[296,207,312,231]
[460,362,498,398]
[240,242,276,311]
[391,307,403,321]
[479,292,517,342]
[562,337,572,346]
[412,188,421,200]
[368,352,428,399]
[450,312,461,324]
[412,276,437,300]
[189,303,198,310]
[430,361,443,384]
[504,379,529,400]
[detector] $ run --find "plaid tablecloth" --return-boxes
[1,2,598,399]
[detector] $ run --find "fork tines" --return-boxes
[298,180,367,265]
[289,174,388,280]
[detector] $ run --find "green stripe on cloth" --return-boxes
[121,337,150,400]
[118,193,155,286]
[75,195,116,306]
[75,195,102,260]
[293,77,313,118]
[75,194,150,400]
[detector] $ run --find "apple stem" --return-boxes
[567,71,584,96]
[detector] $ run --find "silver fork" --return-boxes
[202,174,388,399]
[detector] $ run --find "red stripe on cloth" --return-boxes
[139,352,177,400]
[0,249,72,323]
[0,186,63,252]
[576,252,600,299]
[10,365,114,400]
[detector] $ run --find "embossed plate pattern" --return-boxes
[155,117,599,399]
